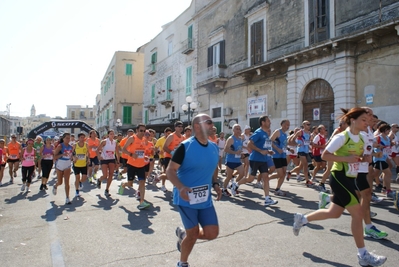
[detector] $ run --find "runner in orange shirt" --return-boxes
[7,134,21,183]
[0,139,8,186]
[118,129,135,180]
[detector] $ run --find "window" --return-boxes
[71,111,75,119]
[112,71,114,83]
[144,110,149,124]
[212,107,221,118]
[80,111,86,119]
[166,76,172,100]
[151,84,155,104]
[188,25,193,48]
[151,52,157,64]
[207,41,225,67]
[185,66,192,95]
[106,108,109,121]
[309,0,329,44]
[168,41,173,56]
[90,111,93,118]
[250,20,264,65]
[123,106,132,124]
[125,63,132,75]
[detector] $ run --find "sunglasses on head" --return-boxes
[198,119,213,125]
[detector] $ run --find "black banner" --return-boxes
[27,120,99,138]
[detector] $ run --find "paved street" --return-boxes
[0,165,398,267]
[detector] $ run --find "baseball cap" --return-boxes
[174,121,183,127]
[11,134,16,138]
[244,125,251,130]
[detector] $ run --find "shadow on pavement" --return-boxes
[91,194,119,210]
[41,201,66,222]
[119,205,160,234]
[4,192,28,204]
[302,252,352,267]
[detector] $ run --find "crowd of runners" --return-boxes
[0,106,398,266]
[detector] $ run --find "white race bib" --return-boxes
[43,154,53,160]
[347,163,359,177]
[135,150,145,158]
[188,185,209,205]
[263,140,272,149]
[304,140,310,146]
[383,147,392,156]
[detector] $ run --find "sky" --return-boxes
[0,0,192,118]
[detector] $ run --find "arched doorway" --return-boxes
[302,79,334,136]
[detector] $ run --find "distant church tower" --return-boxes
[31,105,36,117]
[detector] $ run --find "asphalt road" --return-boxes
[0,164,398,267]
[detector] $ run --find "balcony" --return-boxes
[197,65,228,94]
[181,38,195,55]
[148,63,156,75]
[159,95,173,108]
[144,102,157,112]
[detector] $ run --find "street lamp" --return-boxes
[115,119,122,134]
[181,96,197,124]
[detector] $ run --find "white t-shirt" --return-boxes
[358,127,374,173]
[325,131,360,154]
[241,134,251,154]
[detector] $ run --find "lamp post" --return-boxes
[115,119,122,134]
[181,96,197,124]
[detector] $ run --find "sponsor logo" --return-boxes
[51,122,80,127]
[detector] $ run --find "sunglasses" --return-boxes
[306,124,311,126]
[198,119,213,125]
[138,129,146,132]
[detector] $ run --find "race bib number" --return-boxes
[76,154,86,160]
[135,150,145,158]
[91,147,97,151]
[105,151,114,157]
[235,153,241,158]
[347,163,359,177]
[383,147,392,156]
[263,140,272,149]
[188,185,209,205]
[43,154,53,160]
[10,154,18,159]
[304,140,310,146]
[26,156,34,161]
[62,150,72,159]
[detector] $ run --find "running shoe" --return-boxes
[230,182,239,196]
[26,187,31,193]
[297,175,304,182]
[371,193,383,204]
[147,176,154,184]
[75,192,80,198]
[79,182,83,190]
[39,184,44,191]
[118,184,125,195]
[152,176,160,186]
[274,189,286,196]
[255,182,263,189]
[317,183,327,192]
[175,226,186,252]
[364,226,388,239]
[222,189,231,197]
[44,185,48,190]
[93,173,97,179]
[9,178,13,184]
[13,171,17,177]
[88,176,93,184]
[161,185,167,192]
[285,171,291,181]
[292,213,306,236]
[305,180,314,187]
[136,191,141,200]
[96,179,101,189]
[53,185,57,195]
[264,197,278,206]
[117,173,123,180]
[138,201,150,210]
[176,262,190,267]
[358,251,387,267]
[21,184,25,192]
[370,211,377,218]
[374,184,383,192]
[65,198,72,205]
[318,192,330,209]
[104,189,111,197]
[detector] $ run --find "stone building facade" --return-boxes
[142,0,399,134]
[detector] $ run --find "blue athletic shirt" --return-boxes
[272,129,287,159]
[249,128,271,162]
[373,135,390,162]
[171,137,219,209]
[297,130,310,153]
[59,143,73,161]
[225,135,243,163]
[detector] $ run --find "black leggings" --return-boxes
[41,159,53,178]
[22,166,35,184]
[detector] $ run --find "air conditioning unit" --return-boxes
[171,112,179,119]
[223,107,233,116]
[167,113,172,120]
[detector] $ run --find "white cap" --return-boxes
[244,125,251,130]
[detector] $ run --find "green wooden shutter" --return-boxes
[151,84,155,104]
[151,52,157,63]
[166,76,171,100]
[186,66,192,95]
[214,121,221,134]
[125,64,132,75]
[144,110,149,124]
[123,106,132,124]
[188,25,193,48]
[112,71,114,83]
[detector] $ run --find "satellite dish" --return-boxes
[229,120,237,128]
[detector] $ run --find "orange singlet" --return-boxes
[209,135,218,144]
[7,142,21,160]
[87,138,100,158]
[164,133,185,158]
[119,136,129,159]
[127,136,148,168]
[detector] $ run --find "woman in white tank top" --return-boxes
[96,130,120,197]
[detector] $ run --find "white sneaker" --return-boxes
[26,186,30,192]
[293,213,305,236]
[231,182,239,196]
[21,184,26,191]
[371,193,383,204]
[370,211,377,218]
[297,175,305,182]
[358,251,387,267]
[52,185,57,195]
[161,185,167,192]
[255,182,263,189]
[75,192,80,198]
[65,198,71,205]
[264,197,278,206]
